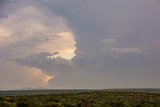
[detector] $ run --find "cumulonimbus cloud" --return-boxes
[0,0,77,89]
[0,5,76,60]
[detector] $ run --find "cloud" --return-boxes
[16,52,76,76]
[0,4,76,60]
[1,0,160,89]
[0,0,76,89]
[106,47,143,55]
[101,38,116,46]
[0,62,53,90]
[153,41,160,48]
[16,52,80,89]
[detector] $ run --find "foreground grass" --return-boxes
[0,91,160,107]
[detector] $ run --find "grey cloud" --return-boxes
[16,52,77,76]
[1,0,160,89]
[105,47,143,55]
[21,0,160,88]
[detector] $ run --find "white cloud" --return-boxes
[0,5,76,60]
[0,1,76,89]
[0,62,53,90]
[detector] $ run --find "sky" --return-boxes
[0,0,160,90]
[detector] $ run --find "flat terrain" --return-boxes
[0,89,160,107]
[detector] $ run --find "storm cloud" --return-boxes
[0,0,160,89]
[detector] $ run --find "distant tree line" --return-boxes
[0,91,160,107]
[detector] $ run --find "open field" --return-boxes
[1,89,160,107]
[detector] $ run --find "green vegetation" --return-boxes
[1,91,160,107]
